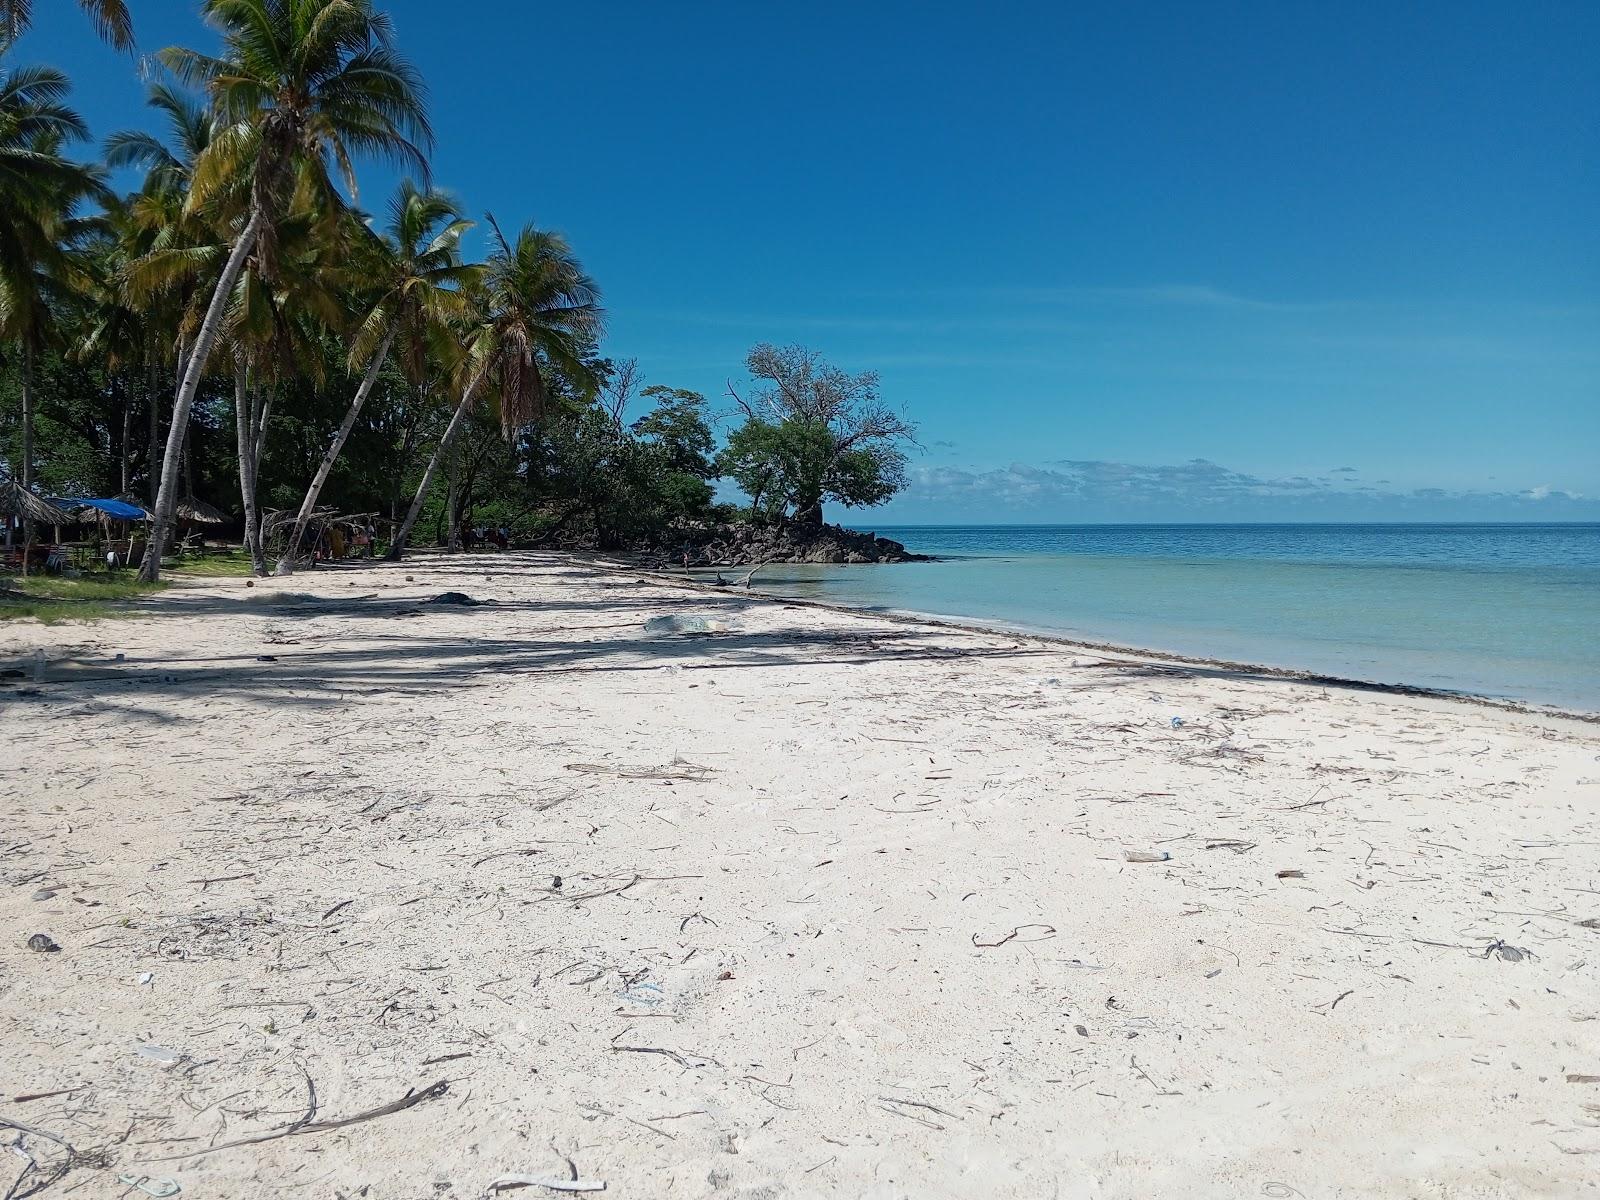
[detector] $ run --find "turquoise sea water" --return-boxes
[730,524,1600,712]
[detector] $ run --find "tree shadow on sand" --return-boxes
[0,614,1054,718]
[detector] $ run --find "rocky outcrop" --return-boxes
[654,521,928,566]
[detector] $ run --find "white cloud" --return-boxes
[897,458,1598,518]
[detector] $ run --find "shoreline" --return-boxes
[594,554,1600,726]
[5,550,1599,1196]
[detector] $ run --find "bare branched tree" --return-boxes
[602,357,640,432]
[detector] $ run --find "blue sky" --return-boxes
[20,1,1599,522]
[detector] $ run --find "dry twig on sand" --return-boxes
[565,762,716,781]
[139,1079,448,1162]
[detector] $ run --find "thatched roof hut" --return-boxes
[175,495,227,525]
[0,478,71,525]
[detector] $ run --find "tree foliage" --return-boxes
[720,343,914,524]
[0,9,918,568]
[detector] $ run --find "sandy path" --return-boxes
[3,551,1598,1198]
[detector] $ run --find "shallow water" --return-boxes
[724,523,1600,712]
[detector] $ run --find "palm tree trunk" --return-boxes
[19,344,34,493]
[387,367,485,561]
[20,345,35,564]
[391,383,423,521]
[140,208,264,582]
[145,353,160,505]
[273,325,396,575]
[120,374,132,495]
[246,381,270,568]
[233,357,267,575]
[251,385,270,477]
[446,444,462,550]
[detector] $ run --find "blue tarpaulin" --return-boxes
[52,497,149,520]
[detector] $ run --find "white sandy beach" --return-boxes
[3,550,1598,1198]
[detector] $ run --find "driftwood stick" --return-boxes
[542,875,641,904]
[0,1115,77,1199]
[138,1079,448,1162]
[609,1045,720,1069]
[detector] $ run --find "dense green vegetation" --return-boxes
[0,1,916,580]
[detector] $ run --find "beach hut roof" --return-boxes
[0,478,72,525]
[175,495,227,524]
[52,496,150,521]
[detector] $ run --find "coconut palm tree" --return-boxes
[138,0,430,582]
[0,58,103,503]
[108,80,227,504]
[70,205,147,494]
[225,211,354,572]
[388,218,603,560]
[0,0,133,50]
[132,198,355,572]
[273,180,474,575]
[105,81,217,198]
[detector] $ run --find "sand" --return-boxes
[2,550,1598,1198]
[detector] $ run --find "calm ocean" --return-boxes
[733,523,1600,712]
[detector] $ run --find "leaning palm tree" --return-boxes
[134,197,355,573]
[0,0,133,50]
[225,210,354,572]
[109,79,228,504]
[273,180,474,575]
[137,0,430,583]
[388,218,603,560]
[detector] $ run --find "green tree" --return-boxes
[105,80,223,503]
[721,344,913,525]
[389,217,602,559]
[139,0,431,581]
[273,180,474,574]
[0,56,104,505]
[0,0,133,50]
[632,385,717,522]
[68,204,147,495]
[635,385,715,475]
[224,210,355,570]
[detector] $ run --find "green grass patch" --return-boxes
[0,574,167,623]
[166,550,257,577]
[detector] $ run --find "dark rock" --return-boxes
[27,933,60,953]
[651,521,929,568]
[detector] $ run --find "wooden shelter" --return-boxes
[175,495,227,525]
[263,507,382,564]
[51,496,150,567]
[1,478,72,573]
